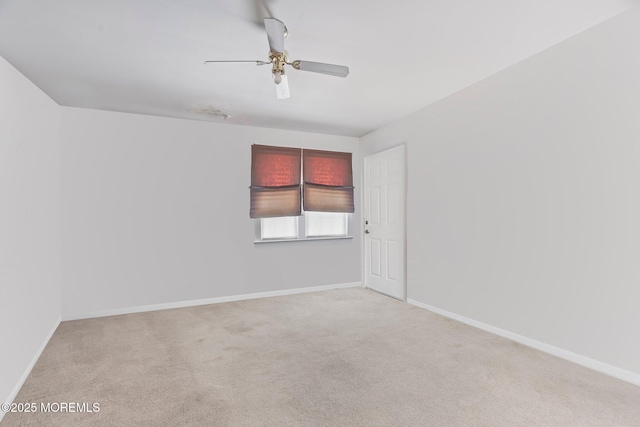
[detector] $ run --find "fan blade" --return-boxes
[276,75,290,99]
[252,0,275,27]
[204,60,270,65]
[291,60,349,77]
[264,18,286,53]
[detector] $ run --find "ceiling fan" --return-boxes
[205,18,350,99]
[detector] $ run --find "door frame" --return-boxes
[362,144,407,301]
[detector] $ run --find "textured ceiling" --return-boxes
[0,0,635,136]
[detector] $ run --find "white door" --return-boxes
[364,145,406,301]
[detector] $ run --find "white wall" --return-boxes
[61,108,360,317]
[361,8,640,377]
[0,56,61,410]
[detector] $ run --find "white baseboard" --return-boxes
[0,316,61,423]
[408,299,640,387]
[62,282,363,321]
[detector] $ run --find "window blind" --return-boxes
[303,149,354,213]
[250,145,302,218]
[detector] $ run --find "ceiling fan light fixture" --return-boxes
[274,70,283,85]
[276,75,290,99]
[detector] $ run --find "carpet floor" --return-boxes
[2,288,639,426]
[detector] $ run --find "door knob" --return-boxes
[365,230,370,234]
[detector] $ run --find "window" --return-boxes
[257,212,351,242]
[250,144,354,243]
[260,216,298,240]
[305,211,348,237]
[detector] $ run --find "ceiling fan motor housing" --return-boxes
[269,50,288,77]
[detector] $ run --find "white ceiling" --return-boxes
[0,0,635,136]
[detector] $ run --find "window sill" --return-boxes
[254,236,354,244]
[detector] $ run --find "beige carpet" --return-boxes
[2,288,639,426]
